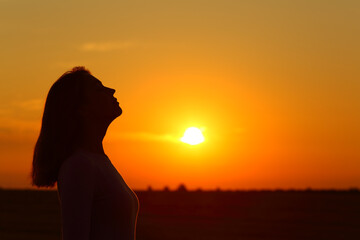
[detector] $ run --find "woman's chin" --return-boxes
[114,106,122,118]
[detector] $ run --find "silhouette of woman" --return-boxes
[31,67,139,240]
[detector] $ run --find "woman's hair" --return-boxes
[32,66,91,187]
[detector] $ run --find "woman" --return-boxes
[31,67,139,240]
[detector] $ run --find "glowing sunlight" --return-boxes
[180,127,205,145]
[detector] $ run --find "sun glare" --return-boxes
[180,127,205,145]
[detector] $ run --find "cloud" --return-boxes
[0,117,40,141]
[0,108,10,117]
[113,132,180,143]
[80,41,135,52]
[0,99,43,138]
[11,99,44,111]
[0,98,43,125]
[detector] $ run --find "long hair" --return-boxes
[32,67,91,187]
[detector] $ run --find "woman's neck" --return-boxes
[78,119,109,155]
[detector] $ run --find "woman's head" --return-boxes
[32,67,121,187]
[79,72,122,123]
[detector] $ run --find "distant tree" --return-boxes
[195,187,203,192]
[215,187,221,192]
[349,187,359,192]
[177,183,187,192]
[163,186,170,192]
[147,185,153,192]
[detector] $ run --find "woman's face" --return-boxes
[81,74,122,122]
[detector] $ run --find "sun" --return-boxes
[180,127,205,145]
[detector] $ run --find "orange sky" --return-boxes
[0,0,359,189]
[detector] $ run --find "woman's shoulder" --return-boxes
[58,150,97,181]
[57,150,101,198]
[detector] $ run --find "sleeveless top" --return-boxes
[57,149,139,240]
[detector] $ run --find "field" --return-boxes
[1,189,359,240]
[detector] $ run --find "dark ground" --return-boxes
[1,189,359,240]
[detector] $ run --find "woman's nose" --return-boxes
[107,87,116,95]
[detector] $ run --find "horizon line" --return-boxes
[1,187,359,192]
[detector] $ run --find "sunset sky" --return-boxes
[0,0,359,190]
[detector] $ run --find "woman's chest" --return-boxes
[93,161,139,216]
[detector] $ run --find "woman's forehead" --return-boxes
[87,75,102,85]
